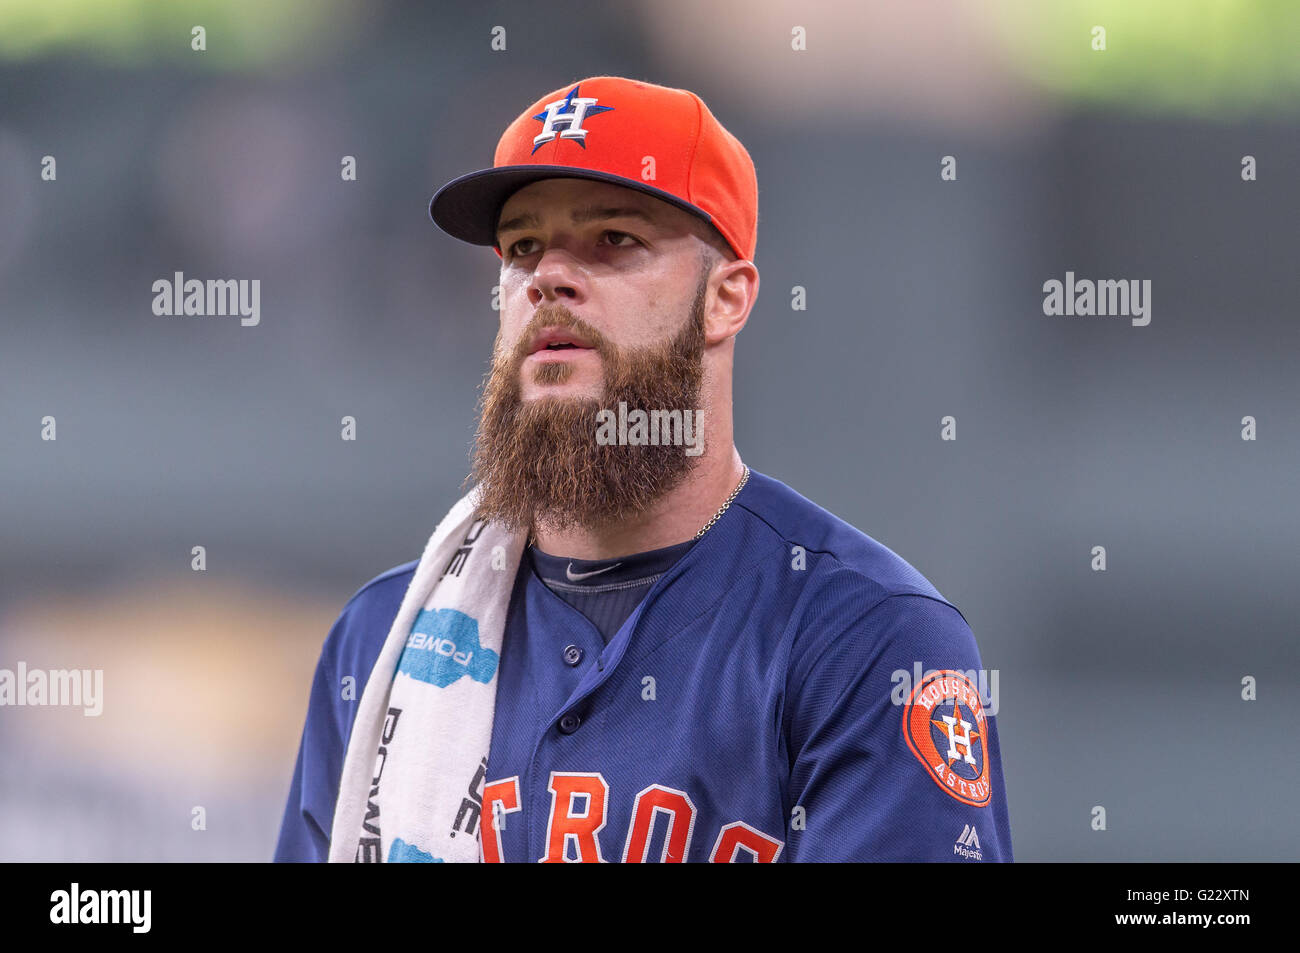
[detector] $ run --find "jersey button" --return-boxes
[558,712,582,734]
[562,644,584,667]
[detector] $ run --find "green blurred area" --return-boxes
[0,0,1297,117]
[0,0,360,69]
[992,0,1300,116]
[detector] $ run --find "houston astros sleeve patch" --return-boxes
[902,669,992,807]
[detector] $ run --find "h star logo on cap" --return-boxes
[531,84,614,153]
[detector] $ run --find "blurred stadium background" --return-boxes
[1,0,1297,860]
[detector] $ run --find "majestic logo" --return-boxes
[902,669,992,807]
[397,609,499,688]
[954,824,983,860]
[531,84,614,153]
[565,561,621,582]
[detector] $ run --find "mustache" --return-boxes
[504,307,616,367]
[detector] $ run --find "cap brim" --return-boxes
[428,165,717,249]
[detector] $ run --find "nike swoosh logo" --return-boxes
[565,561,622,582]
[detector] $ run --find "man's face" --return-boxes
[469,177,715,533]
[492,177,711,402]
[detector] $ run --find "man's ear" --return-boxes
[704,258,759,345]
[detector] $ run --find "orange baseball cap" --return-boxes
[429,75,757,262]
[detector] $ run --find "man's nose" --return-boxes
[527,247,587,307]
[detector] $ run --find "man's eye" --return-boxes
[507,231,639,259]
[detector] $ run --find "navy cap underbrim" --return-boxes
[428,165,717,250]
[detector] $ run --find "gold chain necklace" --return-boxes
[525,465,751,548]
[695,465,750,539]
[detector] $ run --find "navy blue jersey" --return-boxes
[274,469,1012,862]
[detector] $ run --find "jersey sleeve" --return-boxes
[273,616,348,862]
[272,561,417,862]
[783,592,1012,862]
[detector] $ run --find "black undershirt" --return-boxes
[527,538,698,643]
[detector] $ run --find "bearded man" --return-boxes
[274,76,1012,863]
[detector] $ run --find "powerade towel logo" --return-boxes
[902,669,992,807]
[389,838,443,863]
[397,608,499,688]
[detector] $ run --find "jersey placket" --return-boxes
[518,572,664,862]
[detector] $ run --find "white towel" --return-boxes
[328,486,526,862]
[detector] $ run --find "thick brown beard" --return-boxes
[470,274,708,535]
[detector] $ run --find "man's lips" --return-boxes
[525,327,599,359]
[526,345,598,363]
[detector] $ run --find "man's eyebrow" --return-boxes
[497,204,659,237]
